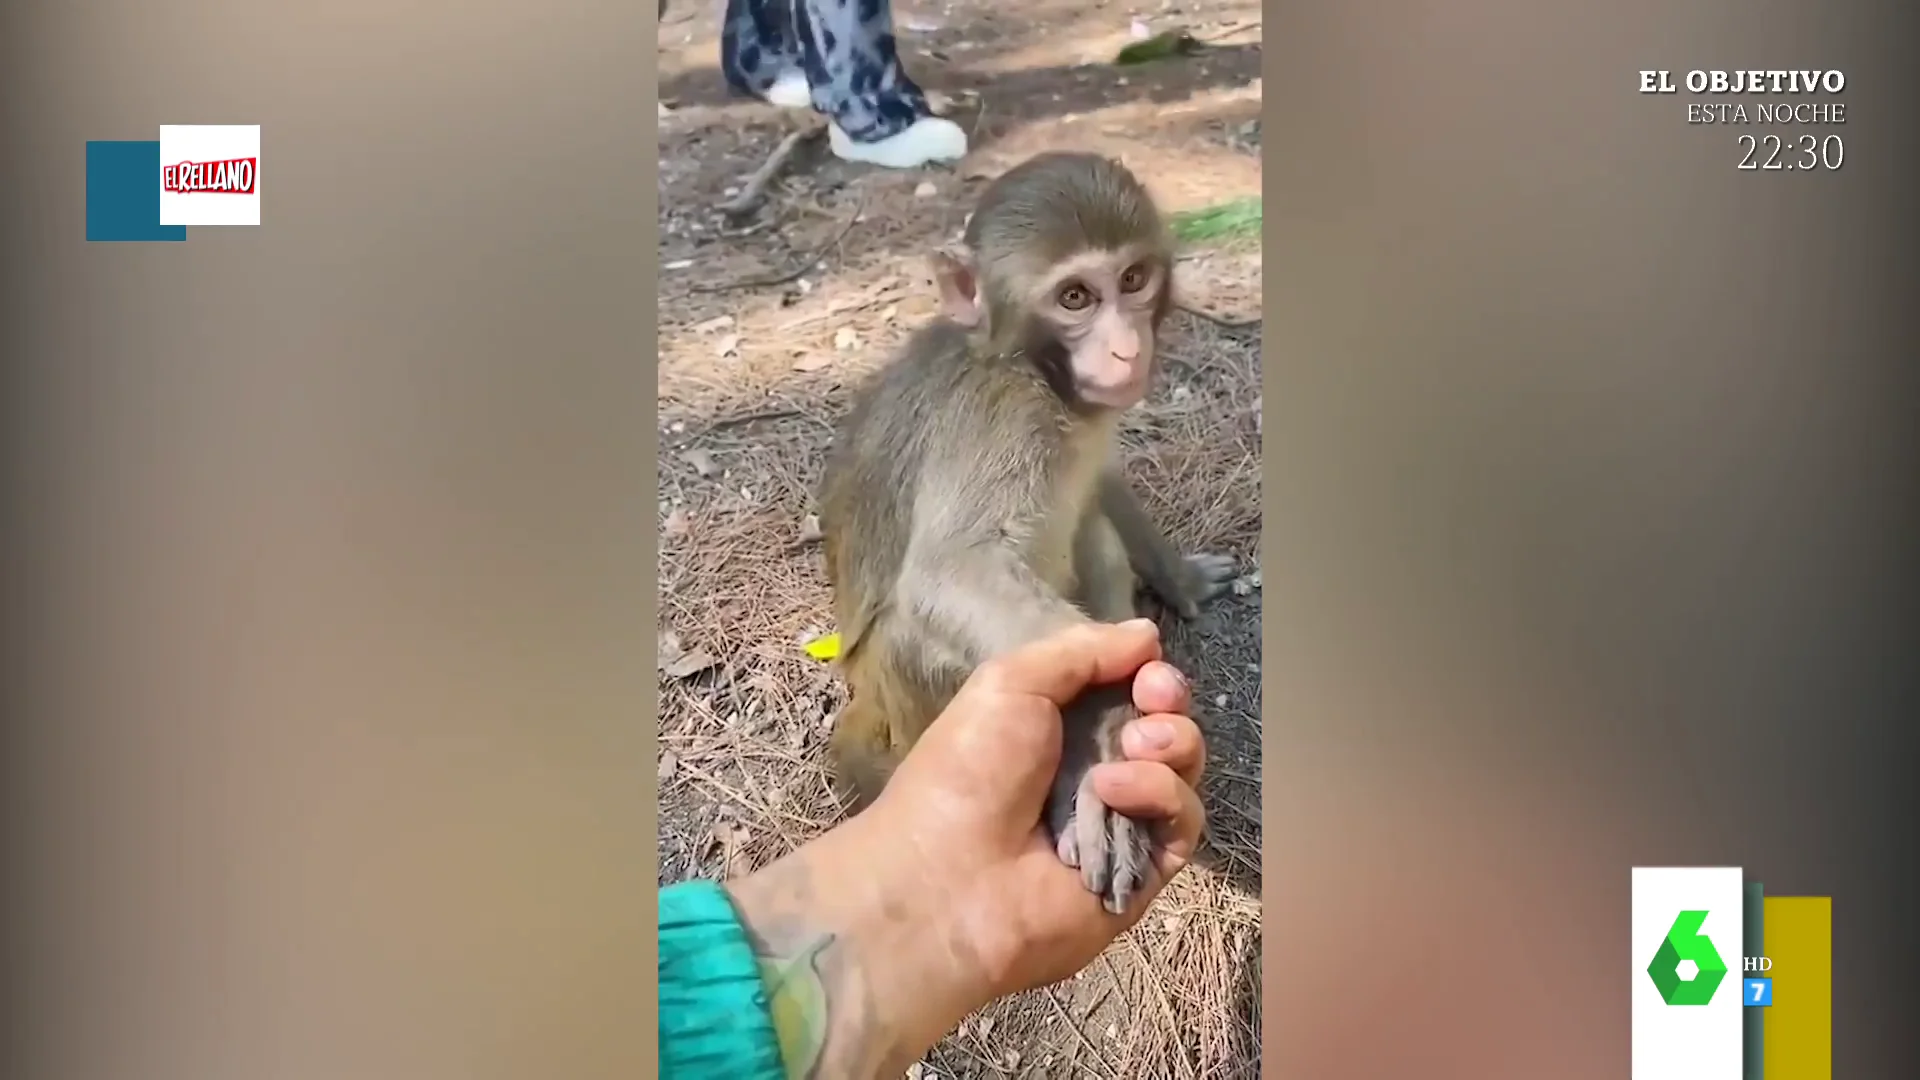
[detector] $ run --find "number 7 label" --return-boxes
[1743,977,1773,1007]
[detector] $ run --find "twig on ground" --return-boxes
[718,219,777,240]
[1177,301,1262,331]
[934,96,994,240]
[1123,936,1198,1080]
[1045,991,1119,1079]
[680,407,808,439]
[968,95,991,148]
[1204,20,1261,43]
[689,191,867,294]
[717,122,828,220]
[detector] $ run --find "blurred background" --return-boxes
[1262,3,1916,1075]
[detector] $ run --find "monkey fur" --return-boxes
[817,152,1236,914]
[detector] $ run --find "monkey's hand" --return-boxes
[1045,685,1155,915]
[1052,762,1154,915]
[1097,474,1239,621]
[1158,553,1239,620]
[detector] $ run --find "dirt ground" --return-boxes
[657,3,1263,1076]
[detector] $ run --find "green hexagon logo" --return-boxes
[1647,910,1728,1005]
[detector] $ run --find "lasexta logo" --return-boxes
[1646,910,1729,1005]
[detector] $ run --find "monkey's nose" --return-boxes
[1085,355,1139,392]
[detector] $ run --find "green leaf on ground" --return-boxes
[1116,30,1204,65]
[1169,197,1263,244]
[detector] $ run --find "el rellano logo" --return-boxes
[86,124,261,242]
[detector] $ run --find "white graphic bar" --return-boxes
[1631,866,1745,1080]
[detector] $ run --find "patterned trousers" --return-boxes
[720,0,933,142]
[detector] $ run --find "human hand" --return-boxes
[870,618,1207,1001]
[722,619,1206,1079]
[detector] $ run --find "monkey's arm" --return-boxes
[1099,471,1221,618]
[899,538,1090,668]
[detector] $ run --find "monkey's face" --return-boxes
[1029,246,1167,410]
[947,152,1177,411]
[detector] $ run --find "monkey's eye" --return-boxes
[1057,283,1094,311]
[1119,263,1150,293]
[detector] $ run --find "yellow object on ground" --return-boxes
[803,632,840,661]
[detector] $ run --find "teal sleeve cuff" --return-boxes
[659,879,786,1079]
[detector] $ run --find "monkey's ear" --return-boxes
[929,246,982,328]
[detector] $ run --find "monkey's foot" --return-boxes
[762,70,813,109]
[828,117,968,170]
[1054,781,1154,916]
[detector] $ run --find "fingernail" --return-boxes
[1162,663,1191,691]
[1121,617,1159,636]
[1127,718,1174,751]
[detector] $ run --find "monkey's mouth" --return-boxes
[1080,373,1149,410]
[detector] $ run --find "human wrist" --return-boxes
[725,815,988,1078]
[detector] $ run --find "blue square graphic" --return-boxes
[86,141,186,242]
[1743,977,1773,1007]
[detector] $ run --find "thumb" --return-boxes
[972,619,1163,706]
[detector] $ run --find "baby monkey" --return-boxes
[818,151,1236,914]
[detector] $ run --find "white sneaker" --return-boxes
[828,116,968,169]
[763,70,813,109]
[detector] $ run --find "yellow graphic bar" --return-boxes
[1761,896,1831,1079]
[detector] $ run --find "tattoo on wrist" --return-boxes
[755,933,836,1079]
[730,853,895,1080]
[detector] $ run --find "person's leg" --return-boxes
[722,0,967,168]
[720,0,814,109]
[794,0,967,167]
